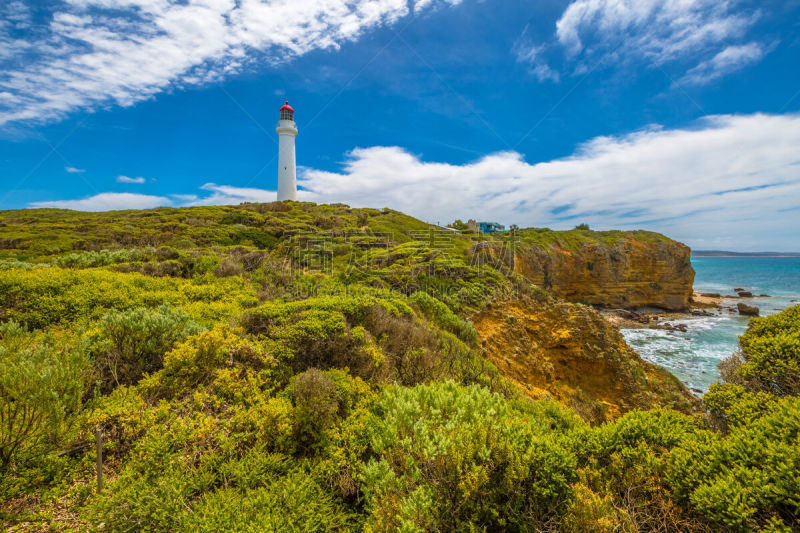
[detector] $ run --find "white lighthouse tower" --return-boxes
[276,100,298,201]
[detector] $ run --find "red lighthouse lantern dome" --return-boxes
[279,100,294,121]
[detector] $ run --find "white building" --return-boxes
[276,101,298,201]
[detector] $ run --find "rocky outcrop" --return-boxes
[481,233,694,311]
[737,303,759,316]
[472,295,701,424]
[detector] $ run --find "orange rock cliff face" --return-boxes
[482,234,695,311]
[472,294,701,424]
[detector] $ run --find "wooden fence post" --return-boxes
[95,428,103,494]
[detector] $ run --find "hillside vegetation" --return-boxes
[0,202,798,532]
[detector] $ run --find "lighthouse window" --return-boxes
[280,109,294,121]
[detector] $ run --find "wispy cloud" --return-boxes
[64,166,85,173]
[518,0,764,85]
[676,42,767,86]
[117,175,146,184]
[0,0,462,126]
[513,26,560,82]
[30,193,171,211]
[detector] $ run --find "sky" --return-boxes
[1,0,800,251]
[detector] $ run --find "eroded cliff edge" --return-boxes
[472,293,701,424]
[480,228,695,311]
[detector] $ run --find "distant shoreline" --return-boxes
[692,251,800,257]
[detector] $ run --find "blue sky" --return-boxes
[1,0,800,251]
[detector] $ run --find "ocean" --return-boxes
[621,257,800,393]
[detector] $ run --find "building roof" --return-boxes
[280,100,294,112]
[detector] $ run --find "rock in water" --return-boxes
[737,291,753,297]
[737,303,759,316]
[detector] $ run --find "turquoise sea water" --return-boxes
[621,257,800,393]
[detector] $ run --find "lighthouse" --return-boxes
[276,100,298,201]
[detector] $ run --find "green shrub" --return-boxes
[355,381,578,531]
[87,304,202,391]
[214,258,242,277]
[88,409,222,532]
[734,304,800,396]
[7,202,787,531]
[703,383,779,431]
[0,322,88,473]
[290,369,343,453]
[55,248,152,268]
[89,380,344,531]
[409,291,479,345]
[181,471,353,532]
[156,247,180,261]
[575,409,709,532]
[0,259,46,271]
[0,268,257,329]
[283,369,373,457]
[561,482,634,533]
[667,397,800,531]
[145,325,275,403]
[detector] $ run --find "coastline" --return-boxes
[601,275,797,395]
[601,292,760,328]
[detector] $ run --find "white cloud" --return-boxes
[297,113,800,251]
[64,166,85,173]
[676,42,766,86]
[186,183,277,205]
[30,192,170,211]
[170,193,199,202]
[0,0,462,126]
[520,0,764,85]
[1,2,32,32]
[117,175,146,184]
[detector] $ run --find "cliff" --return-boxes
[472,293,701,423]
[481,228,694,311]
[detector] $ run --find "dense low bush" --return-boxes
[87,304,203,391]
[0,259,46,271]
[181,471,354,532]
[0,322,88,474]
[0,267,258,329]
[55,249,153,268]
[573,409,709,532]
[731,304,800,396]
[241,294,505,391]
[86,333,370,531]
[667,396,800,531]
[352,381,579,531]
[703,382,779,430]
